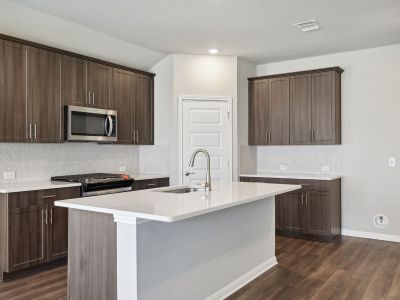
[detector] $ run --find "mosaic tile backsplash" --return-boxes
[0,143,139,183]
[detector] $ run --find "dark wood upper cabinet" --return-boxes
[112,68,133,144]
[133,74,154,145]
[312,71,341,144]
[290,74,312,144]
[249,79,268,145]
[0,34,155,144]
[88,62,112,109]
[28,47,62,143]
[249,67,342,146]
[61,55,88,107]
[0,40,28,142]
[269,77,289,144]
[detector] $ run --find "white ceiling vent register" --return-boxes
[293,19,320,32]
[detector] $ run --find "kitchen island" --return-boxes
[56,181,300,300]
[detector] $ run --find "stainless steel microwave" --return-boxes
[66,106,117,142]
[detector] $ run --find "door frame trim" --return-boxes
[178,95,233,185]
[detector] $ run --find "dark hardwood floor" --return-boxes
[1,236,399,300]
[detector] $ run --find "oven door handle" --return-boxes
[107,115,113,137]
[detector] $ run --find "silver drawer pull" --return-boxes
[41,195,57,199]
[146,183,157,187]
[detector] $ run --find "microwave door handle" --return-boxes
[107,115,113,137]
[104,115,109,135]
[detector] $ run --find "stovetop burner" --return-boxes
[51,173,131,183]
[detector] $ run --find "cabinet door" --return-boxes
[281,191,305,233]
[268,77,289,145]
[89,62,111,109]
[0,40,29,142]
[249,79,268,145]
[112,68,133,144]
[47,187,80,261]
[8,204,47,272]
[61,55,88,107]
[134,74,153,145]
[306,191,331,236]
[132,178,170,191]
[290,74,312,144]
[28,47,62,143]
[312,71,336,144]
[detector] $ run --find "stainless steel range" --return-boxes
[51,173,133,197]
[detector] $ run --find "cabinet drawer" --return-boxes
[132,178,170,191]
[240,177,282,184]
[8,191,46,210]
[282,178,330,192]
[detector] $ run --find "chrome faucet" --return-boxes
[185,149,212,191]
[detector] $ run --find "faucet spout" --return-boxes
[187,149,212,191]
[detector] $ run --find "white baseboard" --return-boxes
[206,256,278,300]
[342,229,400,243]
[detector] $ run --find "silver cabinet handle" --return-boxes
[305,193,308,206]
[88,92,91,105]
[301,194,304,206]
[136,130,139,143]
[41,195,56,199]
[146,183,156,187]
[133,130,136,143]
[34,124,37,139]
[45,208,48,225]
[93,91,95,106]
[28,123,32,139]
[50,208,53,224]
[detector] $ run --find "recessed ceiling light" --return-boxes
[208,48,219,55]
[293,19,321,32]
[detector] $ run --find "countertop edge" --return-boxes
[0,182,82,194]
[240,173,342,181]
[55,184,301,223]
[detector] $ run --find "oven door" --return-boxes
[67,106,117,142]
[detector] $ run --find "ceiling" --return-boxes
[14,0,400,64]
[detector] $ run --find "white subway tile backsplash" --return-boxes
[256,145,342,174]
[0,143,139,183]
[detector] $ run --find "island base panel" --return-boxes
[68,197,276,300]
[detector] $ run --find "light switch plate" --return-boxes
[388,157,396,167]
[119,165,127,172]
[3,171,16,180]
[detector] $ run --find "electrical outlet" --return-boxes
[279,165,287,171]
[3,171,16,180]
[119,165,127,172]
[388,157,396,167]
[321,165,330,172]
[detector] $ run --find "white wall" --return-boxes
[237,58,257,173]
[256,44,400,236]
[0,0,164,70]
[143,54,239,184]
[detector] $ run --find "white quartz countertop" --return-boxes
[0,181,81,193]
[240,172,342,181]
[56,181,300,222]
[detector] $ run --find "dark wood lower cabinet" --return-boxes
[0,186,80,281]
[132,177,170,191]
[240,176,341,241]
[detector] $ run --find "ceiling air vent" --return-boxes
[293,19,320,32]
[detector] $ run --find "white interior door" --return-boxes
[182,99,231,186]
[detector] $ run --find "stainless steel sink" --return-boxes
[154,186,203,194]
